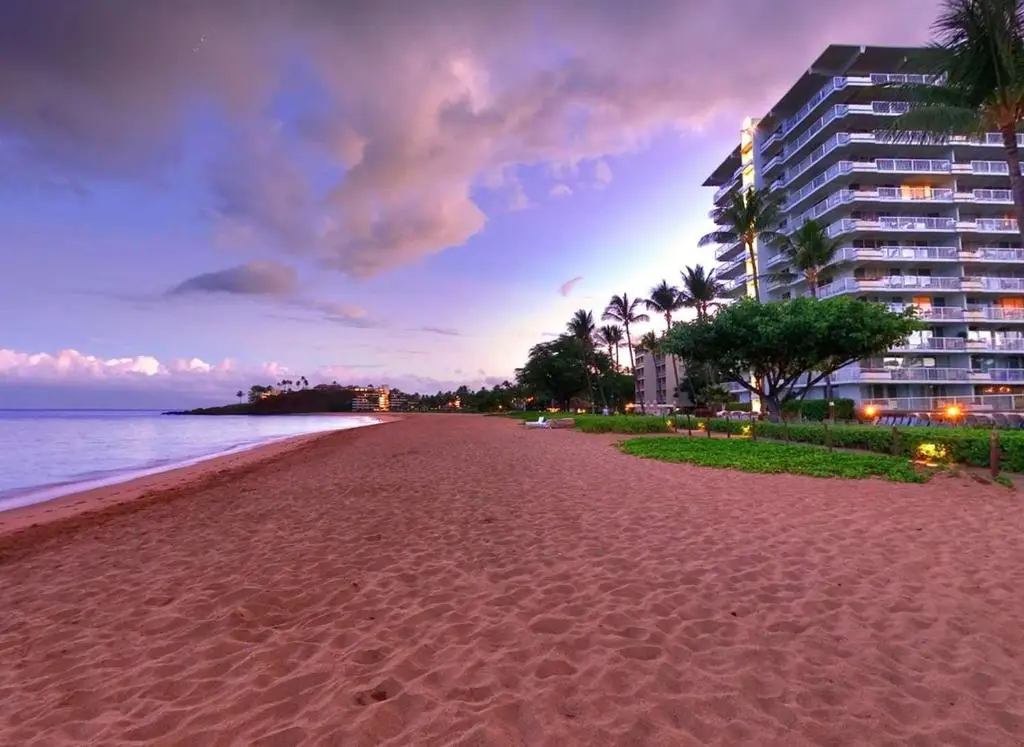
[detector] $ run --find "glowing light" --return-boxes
[696,421,706,431]
[916,442,950,464]
[741,424,752,436]
[945,405,962,419]
[863,405,879,418]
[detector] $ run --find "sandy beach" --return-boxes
[1,414,1022,746]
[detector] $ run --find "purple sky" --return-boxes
[0,0,938,407]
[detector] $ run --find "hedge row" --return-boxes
[692,418,1023,472]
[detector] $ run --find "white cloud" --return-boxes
[549,183,573,198]
[593,160,613,189]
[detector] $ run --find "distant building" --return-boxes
[634,351,687,412]
[352,385,392,412]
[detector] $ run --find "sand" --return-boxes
[1,415,1022,746]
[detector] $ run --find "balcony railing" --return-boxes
[962,247,1024,262]
[959,218,1020,233]
[780,133,850,187]
[965,276,1024,291]
[966,306,1024,321]
[889,304,965,320]
[876,158,952,173]
[892,337,966,351]
[713,178,740,204]
[963,160,1024,175]
[714,239,743,261]
[862,394,1024,412]
[879,245,959,261]
[723,275,748,292]
[827,216,957,237]
[956,188,1013,203]
[833,366,972,383]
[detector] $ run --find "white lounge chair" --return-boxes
[523,416,549,429]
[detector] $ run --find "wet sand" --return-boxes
[1,414,1022,745]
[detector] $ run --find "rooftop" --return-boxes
[703,45,927,187]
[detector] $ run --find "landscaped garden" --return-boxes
[619,436,928,483]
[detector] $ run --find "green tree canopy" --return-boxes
[662,297,921,416]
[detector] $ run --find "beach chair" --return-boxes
[523,416,549,429]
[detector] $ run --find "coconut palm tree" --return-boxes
[771,219,843,298]
[887,0,1024,239]
[698,187,784,302]
[595,324,625,369]
[236,389,244,404]
[644,280,685,395]
[679,264,724,321]
[602,293,649,374]
[771,219,844,416]
[566,309,601,411]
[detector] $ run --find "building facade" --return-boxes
[352,385,391,412]
[704,45,1024,414]
[634,350,685,411]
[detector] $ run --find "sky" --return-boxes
[0,0,940,408]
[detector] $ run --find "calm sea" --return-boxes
[0,410,380,512]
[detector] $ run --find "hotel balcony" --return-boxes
[832,365,972,384]
[818,274,961,298]
[966,337,1024,352]
[722,274,749,294]
[714,238,744,262]
[961,276,1024,292]
[783,159,954,211]
[785,187,956,230]
[862,393,1024,413]
[827,216,957,239]
[713,176,740,205]
[891,337,967,353]
[965,306,1024,322]
[958,218,1020,235]
[954,160,1024,177]
[717,254,746,279]
[961,247,1024,263]
[888,303,965,321]
[954,188,1013,205]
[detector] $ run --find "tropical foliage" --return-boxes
[698,187,783,301]
[888,0,1024,239]
[662,297,921,417]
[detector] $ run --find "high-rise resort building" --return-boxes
[704,44,1024,414]
[352,385,391,412]
[634,348,685,412]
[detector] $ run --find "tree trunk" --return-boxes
[746,238,761,302]
[807,273,832,417]
[1001,125,1024,246]
[666,315,680,408]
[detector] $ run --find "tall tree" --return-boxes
[236,389,244,404]
[771,219,842,298]
[698,187,783,302]
[602,293,649,375]
[888,0,1024,240]
[663,298,921,418]
[771,219,845,416]
[566,309,604,411]
[679,264,723,321]
[595,324,625,369]
[644,280,685,330]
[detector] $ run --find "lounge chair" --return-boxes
[523,416,549,429]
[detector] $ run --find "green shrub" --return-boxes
[701,419,1023,471]
[619,437,926,483]
[725,402,752,412]
[575,415,672,434]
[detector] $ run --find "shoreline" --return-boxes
[0,415,399,545]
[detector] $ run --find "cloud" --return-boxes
[168,261,297,296]
[0,346,509,401]
[593,160,613,189]
[549,183,573,198]
[416,326,461,337]
[559,276,584,296]
[168,261,370,325]
[0,1,936,276]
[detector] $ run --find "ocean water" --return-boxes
[0,410,380,512]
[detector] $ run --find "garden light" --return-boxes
[945,404,962,419]
[863,404,879,418]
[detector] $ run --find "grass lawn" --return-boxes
[620,436,929,483]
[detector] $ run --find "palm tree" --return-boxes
[644,280,685,397]
[698,187,784,301]
[602,293,649,374]
[566,309,601,412]
[773,219,844,416]
[595,324,625,369]
[236,389,244,404]
[887,0,1024,239]
[771,220,842,298]
[679,264,724,321]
